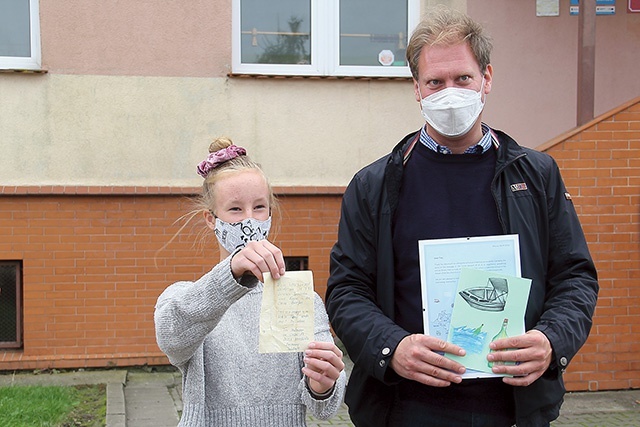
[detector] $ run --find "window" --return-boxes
[232,0,419,77]
[0,0,41,70]
[0,261,22,349]
[284,256,309,271]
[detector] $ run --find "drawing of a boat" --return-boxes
[459,277,508,312]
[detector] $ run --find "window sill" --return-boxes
[0,68,48,74]
[227,72,411,82]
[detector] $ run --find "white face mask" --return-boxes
[214,216,271,254]
[419,79,485,138]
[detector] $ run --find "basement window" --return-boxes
[284,256,309,271]
[0,261,22,349]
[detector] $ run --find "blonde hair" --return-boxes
[156,137,278,260]
[406,6,493,80]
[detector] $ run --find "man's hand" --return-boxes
[390,334,467,387]
[487,329,552,386]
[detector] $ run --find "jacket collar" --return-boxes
[385,131,420,214]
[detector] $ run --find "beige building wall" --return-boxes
[1,0,638,187]
[2,0,421,188]
[0,73,419,187]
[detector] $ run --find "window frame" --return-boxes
[231,0,419,78]
[0,0,42,71]
[0,261,23,349]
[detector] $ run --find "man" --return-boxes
[325,7,598,427]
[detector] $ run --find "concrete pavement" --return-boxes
[1,367,639,426]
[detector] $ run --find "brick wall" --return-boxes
[275,191,344,299]
[1,97,638,392]
[0,187,343,371]
[539,96,640,391]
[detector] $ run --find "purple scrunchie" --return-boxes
[197,145,247,177]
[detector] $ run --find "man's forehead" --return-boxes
[418,44,481,76]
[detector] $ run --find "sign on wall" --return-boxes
[537,0,560,16]
[570,0,616,15]
[630,0,640,12]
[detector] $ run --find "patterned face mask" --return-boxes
[214,216,272,254]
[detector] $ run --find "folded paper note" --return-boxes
[259,271,315,353]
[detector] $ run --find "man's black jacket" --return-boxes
[326,129,598,427]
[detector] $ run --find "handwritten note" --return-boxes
[259,271,315,353]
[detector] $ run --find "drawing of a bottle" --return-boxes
[487,318,509,368]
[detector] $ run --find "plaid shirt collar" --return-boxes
[419,123,498,155]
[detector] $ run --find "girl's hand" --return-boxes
[230,240,285,282]
[302,341,345,395]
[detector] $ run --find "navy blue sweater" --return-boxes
[392,142,503,334]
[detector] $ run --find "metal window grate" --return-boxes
[0,261,22,349]
[284,256,309,272]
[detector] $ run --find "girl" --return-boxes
[154,137,346,426]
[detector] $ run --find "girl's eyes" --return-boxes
[228,205,267,212]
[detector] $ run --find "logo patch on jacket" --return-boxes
[510,182,528,192]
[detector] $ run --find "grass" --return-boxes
[0,383,106,427]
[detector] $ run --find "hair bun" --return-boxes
[209,137,233,154]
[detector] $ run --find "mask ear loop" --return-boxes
[418,81,437,136]
[417,82,428,114]
[479,75,487,104]
[417,82,426,102]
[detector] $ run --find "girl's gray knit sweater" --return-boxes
[154,255,346,426]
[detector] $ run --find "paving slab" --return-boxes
[124,371,181,427]
[107,381,127,427]
[552,389,640,427]
[559,389,640,414]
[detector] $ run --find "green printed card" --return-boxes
[446,268,532,376]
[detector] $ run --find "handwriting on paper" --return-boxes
[259,271,314,353]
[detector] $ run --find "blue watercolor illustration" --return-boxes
[450,324,486,355]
